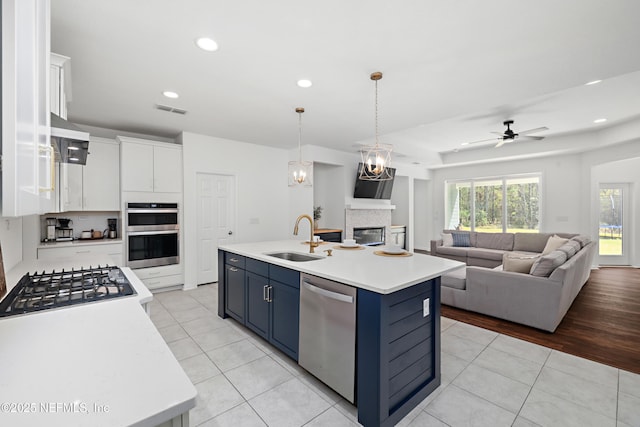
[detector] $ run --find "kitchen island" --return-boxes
[218,240,463,427]
[0,256,196,427]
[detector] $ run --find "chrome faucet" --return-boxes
[293,214,319,253]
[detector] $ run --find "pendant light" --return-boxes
[359,71,393,181]
[288,107,313,187]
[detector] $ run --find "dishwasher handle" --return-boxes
[302,281,354,304]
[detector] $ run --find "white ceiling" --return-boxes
[51,0,640,168]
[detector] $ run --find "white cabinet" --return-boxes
[50,52,69,119]
[133,264,184,290]
[55,138,120,212]
[119,137,182,193]
[1,0,53,217]
[38,242,124,266]
[83,139,120,210]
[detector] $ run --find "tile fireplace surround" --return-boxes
[345,208,392,245]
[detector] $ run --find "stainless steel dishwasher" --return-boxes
[299,273,357,403]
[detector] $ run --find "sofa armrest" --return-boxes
[430,239,442,254]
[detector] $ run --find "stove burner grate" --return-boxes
[0,265,136,317]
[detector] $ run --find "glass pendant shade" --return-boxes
[359,71,393,181]
[288,107,313,187]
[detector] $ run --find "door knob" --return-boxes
[228,231,233,235]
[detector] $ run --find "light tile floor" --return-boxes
[150,284,640,427]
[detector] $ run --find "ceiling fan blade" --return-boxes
[518,126,549,135]
[490,131,505,136]
[520,135,545,141]
[464,137,500,145]
[495,139,507,148]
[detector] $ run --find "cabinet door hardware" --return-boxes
[229,267,239,272]
[263,285,268,301]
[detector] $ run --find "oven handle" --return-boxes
[126,208,179,214]
[127,230,179,237]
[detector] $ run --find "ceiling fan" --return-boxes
[465,120,549,148]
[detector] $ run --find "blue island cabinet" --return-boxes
[218,251,300,360]
[356,279,441,427]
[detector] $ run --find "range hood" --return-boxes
[51,113,90,165]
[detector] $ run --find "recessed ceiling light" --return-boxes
[297,79,312,88]
[594,118,607,124]
[162,91,179,99]
[585,79,602,86]
[460,142,469,146]
[196,37,219,52]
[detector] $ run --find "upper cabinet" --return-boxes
[50,53,70,119]
[119,137,182,193]
[1,0,53,217]
[56,138,120,212]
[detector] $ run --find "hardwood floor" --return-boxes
[441,267,640,374]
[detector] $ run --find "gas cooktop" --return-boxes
[0,266,136,318]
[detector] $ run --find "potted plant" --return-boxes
[313,206,322,229]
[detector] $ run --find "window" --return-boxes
[445,174,540,233]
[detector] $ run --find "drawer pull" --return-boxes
[229,267,239,272]
[229,257,239,263]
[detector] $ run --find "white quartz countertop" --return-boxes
[37,238,123,249]
[219,240,464,294]
[0,259,195,426]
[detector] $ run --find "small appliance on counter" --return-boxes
[108,218,118,239]
[56,218,74,241]
[46,217,57,241]
[0,266,136,317]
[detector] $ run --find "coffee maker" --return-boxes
[56,218,74,241]
[107,218,117,239]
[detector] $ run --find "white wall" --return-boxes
[181,132,291,289]
[430,153,585,236]
[313,163,345,230]
[588,141,640,267]
[0,216,23,271]
[413,179,431,251]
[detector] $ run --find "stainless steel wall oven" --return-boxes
[126,203,179,268]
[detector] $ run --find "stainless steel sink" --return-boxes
[265,252,323,262]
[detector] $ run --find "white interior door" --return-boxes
[598,183,630,266]
[196,173,236,284]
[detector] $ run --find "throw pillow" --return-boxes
[441,233,453,247]
[542,235,569,255]
[451,231,471,247]
[571,235,591,248]
[502,253,540,274]
[530,250,568,277]
[557,240,581,259]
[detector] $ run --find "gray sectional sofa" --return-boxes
[430,231,596,332]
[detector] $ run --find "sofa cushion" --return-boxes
[436,246,471,257]
[467,247,506,261]
[571,235,592,248]
[513,233,552,253]
[542,235,569,255]
[557,240,581,259]
[441,268,466,290]
[475,232,514,251]
[441,233,453,247]
[530,250,568,277]
[503,253,540,273]
[452,231,471,247]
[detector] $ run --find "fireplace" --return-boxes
[353,226,385,246]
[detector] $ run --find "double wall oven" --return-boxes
[126,203,179,269]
